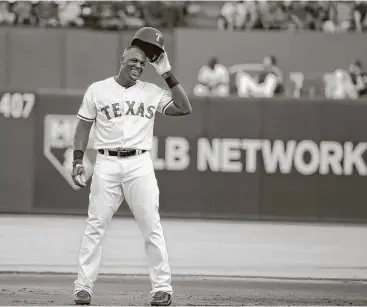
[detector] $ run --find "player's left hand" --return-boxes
[149,47,171,76]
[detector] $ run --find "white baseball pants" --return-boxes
[74,151,172,296]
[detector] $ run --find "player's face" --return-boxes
[122,48,146,81]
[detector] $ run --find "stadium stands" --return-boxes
[0,1,366,32]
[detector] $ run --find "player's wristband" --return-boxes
[73,150,84,161]
[163,71,179,89]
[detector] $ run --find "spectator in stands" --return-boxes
[325,69,358,99]
[98,2,124,31]
[58,1,84,28]
[258,0,289,30]
[282,0,304,30]
[331,1,354,32]
[79,1,100,29]
[352,0,367,32]
[116,1,145,29]
[308,1,334,31]
[218,1,257,30]
[34,1,59,28]
[140,1,168,28]
[12,1,36,26]
[193,57,230,97]
[0,1,16,25]
[282,1,320,30]
[237,55,284,98]
[164,1,187,28]
[348,60,367,97]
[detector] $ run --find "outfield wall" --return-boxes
[1,91,367,222]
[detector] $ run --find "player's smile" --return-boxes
[128,56,145,80]
[130,67,141,78]
[128,62,144,80]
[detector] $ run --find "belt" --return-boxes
[98,148,147,158]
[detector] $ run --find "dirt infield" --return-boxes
[1,215,367,305]
[0,273,366,306]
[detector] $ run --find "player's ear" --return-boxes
[120,50,127,65]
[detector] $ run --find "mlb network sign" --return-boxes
[44,115,367,190]
[195,138,367,175]
[152,137,367,176]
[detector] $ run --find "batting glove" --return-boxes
[149,47,172,76]
[72,159,86,188]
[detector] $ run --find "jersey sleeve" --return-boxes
[156,87,174,115]
[219,66,230,84]
[197,66,208,84]
[77,85,97,122]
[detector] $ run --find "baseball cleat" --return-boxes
[151,291,172,306]
[74,290,91,305]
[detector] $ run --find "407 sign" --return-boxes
[0,92,36,119]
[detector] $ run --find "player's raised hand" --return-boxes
[149,47,171,76]
[72,160,86,188]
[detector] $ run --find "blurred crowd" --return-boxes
[217,0,367,32]
[0,1,366,32]
[193,56,367,99]
[0,1,187,30]
[0,0,365,100]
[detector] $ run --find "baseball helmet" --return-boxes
[130,27,164,63]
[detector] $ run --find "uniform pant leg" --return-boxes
[122,153,173,295]
[74,155,124,295]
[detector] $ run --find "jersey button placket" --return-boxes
[120,90,125,149]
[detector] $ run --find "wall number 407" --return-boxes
[0,92,35,119]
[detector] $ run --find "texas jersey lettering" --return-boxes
[77,77,173,150]
[99,100,155,120]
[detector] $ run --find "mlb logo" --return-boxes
[44,114,97,190]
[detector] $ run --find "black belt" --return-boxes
[98,149,147,158]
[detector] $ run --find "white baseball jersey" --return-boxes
[77,77,173,150]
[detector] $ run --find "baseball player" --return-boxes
[71,27,192,306]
